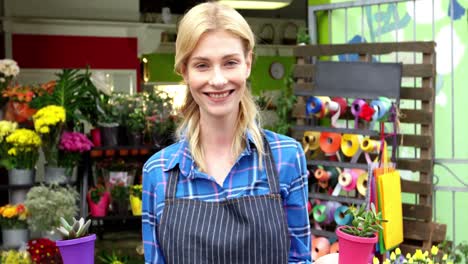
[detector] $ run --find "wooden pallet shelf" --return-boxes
[292,41,444,252]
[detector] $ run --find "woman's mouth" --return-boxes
[204,90,234,99]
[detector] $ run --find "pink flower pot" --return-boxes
[336,226,377,264]
[87,192,110,217]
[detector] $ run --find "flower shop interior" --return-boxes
[1,0,467,263]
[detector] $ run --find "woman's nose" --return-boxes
[208,67,227,87]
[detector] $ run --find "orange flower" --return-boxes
[16,204,25,214]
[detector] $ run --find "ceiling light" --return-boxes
[219,0,292,10]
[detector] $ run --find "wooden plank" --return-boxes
[403,220,433,241]
[402,203,432,221]
[399,243,427,256]
[401,179,433,195]
[379,134,432,148]
[398,158,432,172]
[294,41,436,57]
[294,85,434,101]
[431,222,447,243]
[402,64,434,77]
[400,109,433,124]
[400,87,434,101]
[293,64,315,79]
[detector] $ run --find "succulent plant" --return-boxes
[341,203,386,238]
[57,217,92,239]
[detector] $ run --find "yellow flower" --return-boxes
[424,251,429,257]
[8,148,17,156]
[390,252,396,261]
[408,258,414,263]
[413,249,425,260]
[373,257,380,264]
[431,245,439,256]
[395,248,401,256]
[383,259,390,264]
[0,120,18,142]
[2,207,17,218]
[406,253,412,259]
[442,254,448,260]
[39,126,49,134]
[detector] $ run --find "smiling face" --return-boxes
[182,30,252,121]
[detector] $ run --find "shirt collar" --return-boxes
[163,130,257,178]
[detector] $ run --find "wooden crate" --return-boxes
[292,41,446,252]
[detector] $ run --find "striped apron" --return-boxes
[158,140,290,264]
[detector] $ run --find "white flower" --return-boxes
[0,59,20,77]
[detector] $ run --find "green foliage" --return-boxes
[127,108,146,132]
[29,68,100,127]
[296,27,310,44]
[97,250,129,264]
[89,185,107,204]
[438,240,468,263]
[57,217,92,240]
[270,74,296,135]
[341,203,386,238]
[24,184,79,232]
[111,184,129,203]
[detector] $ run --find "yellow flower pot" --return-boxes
[129,195,142,216]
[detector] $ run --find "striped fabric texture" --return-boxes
[142,130,312,263]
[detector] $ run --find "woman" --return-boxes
[142,2,311,263]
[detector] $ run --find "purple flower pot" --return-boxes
[56,234,96,264]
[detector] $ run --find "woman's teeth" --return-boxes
[209,91,230,98]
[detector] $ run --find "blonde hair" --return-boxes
[174,2,264,172]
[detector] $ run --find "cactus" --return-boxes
[57,217,92,239]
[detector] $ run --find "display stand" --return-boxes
[292,42,445,253]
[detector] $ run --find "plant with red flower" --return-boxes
[27,238,63,264]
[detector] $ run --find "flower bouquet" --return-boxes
[0,203,29,248]
[58,131,93,176]
[4,128,42,170]
[0,120,18,168]
[373,246,454,264]
[27,238,63,263]
[1,82,54,123]
[33,105,66,167]
[0,59,20,109]
[0,203,29,229]
[1,249,32,264]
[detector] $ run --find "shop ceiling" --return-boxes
[139,0,308,20]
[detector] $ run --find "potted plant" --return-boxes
[126,107,146,146]
[87,184,110,217]
[56,217,96,264]
[0,203,29,248]
[24,184,79,240]
[110,181,129,215]
[96,92,122,146]
[58,131,93,178]
[373,245,456,264]
[29,68,101,130]
[129,184,142,216]
[98,250,130,264]
[27,238,63,263]
[296,26,310,45]
[336,203,385,264]
[1,249,32,263]
[0,59,20,111]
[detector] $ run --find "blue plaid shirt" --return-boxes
[142,130,312,263]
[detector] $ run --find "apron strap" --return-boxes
[165,133,281,200]
[263,134,281,195]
